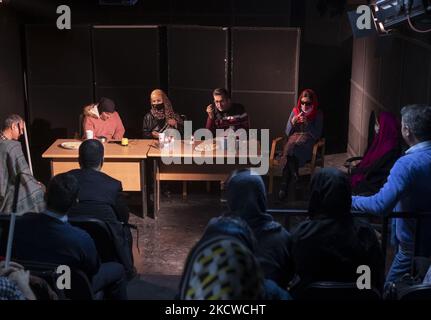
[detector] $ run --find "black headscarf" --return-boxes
[308,168,352,217]
[226,169,281,234]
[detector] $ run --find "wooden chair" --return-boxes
[268,137,325,194]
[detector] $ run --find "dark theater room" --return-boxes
[1,0,431,308]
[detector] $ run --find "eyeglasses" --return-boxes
[300,101,312,106]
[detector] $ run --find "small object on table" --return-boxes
[60,141,82,150]
[121,138,129,146]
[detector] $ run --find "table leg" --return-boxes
[153,159,160,216]
[140,160,147,218]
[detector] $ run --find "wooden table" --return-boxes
[42,139,154,217]
[147,140,264,214]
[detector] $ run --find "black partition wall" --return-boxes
[24,24,300,182]
[25,25,94,138]
[92,26,161,138]
[25,25,94,182]
[231,27,300,139]
[167,26,228,130]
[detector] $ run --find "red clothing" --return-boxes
[205,103,250,133]
[292,89,319,124]
[83,111,125,140]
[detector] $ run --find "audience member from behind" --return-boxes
[82,97,125,140]
[12,173,128,300]
[225,169,294,289]
[349,111,401,195]
[352,105,431,285]
[0,260,36,300]
[0,114,45,214]
[178,216,291,300]
[67,139,135,279]
[290,168,384,297]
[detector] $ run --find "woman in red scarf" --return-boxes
[279,89,323,200]
[349,111,401,195]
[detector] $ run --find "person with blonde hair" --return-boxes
[142,89,183,139]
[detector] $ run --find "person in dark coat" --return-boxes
[67,139,135,279]
[290,168,385,297]
[12,173,128,299]
[225,169,294,289]
[142,89,183,139]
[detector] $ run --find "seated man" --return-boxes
[352,104,431,285]
[12,173,128,299]
[67,139,135,279]
[0,114,45,214]
[82,97,125,140]
[205,88,249,134]
[291,168,384,296]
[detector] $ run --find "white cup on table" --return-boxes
[158,132,165,148]
[85,130,94,140]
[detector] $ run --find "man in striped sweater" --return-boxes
[205,88,250,134]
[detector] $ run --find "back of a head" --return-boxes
[308,168,352,217]
[203,216,256,252]
[401,104,431,142]
[180,237,264,300]
[225,169,267,218]
[46,173,79,214]
[2,114,23,131]
[79,139,104,169]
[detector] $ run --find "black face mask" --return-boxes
[152,103,165,111]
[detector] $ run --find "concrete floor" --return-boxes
[126,153,348,299]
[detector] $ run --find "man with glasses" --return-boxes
[205,88,250,134]
[0,114,45,214]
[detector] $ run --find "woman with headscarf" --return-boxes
[225,169,294,289]
[142,89,183,139]
[279,89,323,200]
[349,111,401,195]
[290,168,384,297]
[178,216,291,300]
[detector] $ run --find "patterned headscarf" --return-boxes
[183,238,265,300]
[150,89,182,125]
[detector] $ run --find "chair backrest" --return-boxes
[310,138,325,174]
[298,281,381,300]
[68,217,120,263]
[398,284,431,300]
[14,259,96,300]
